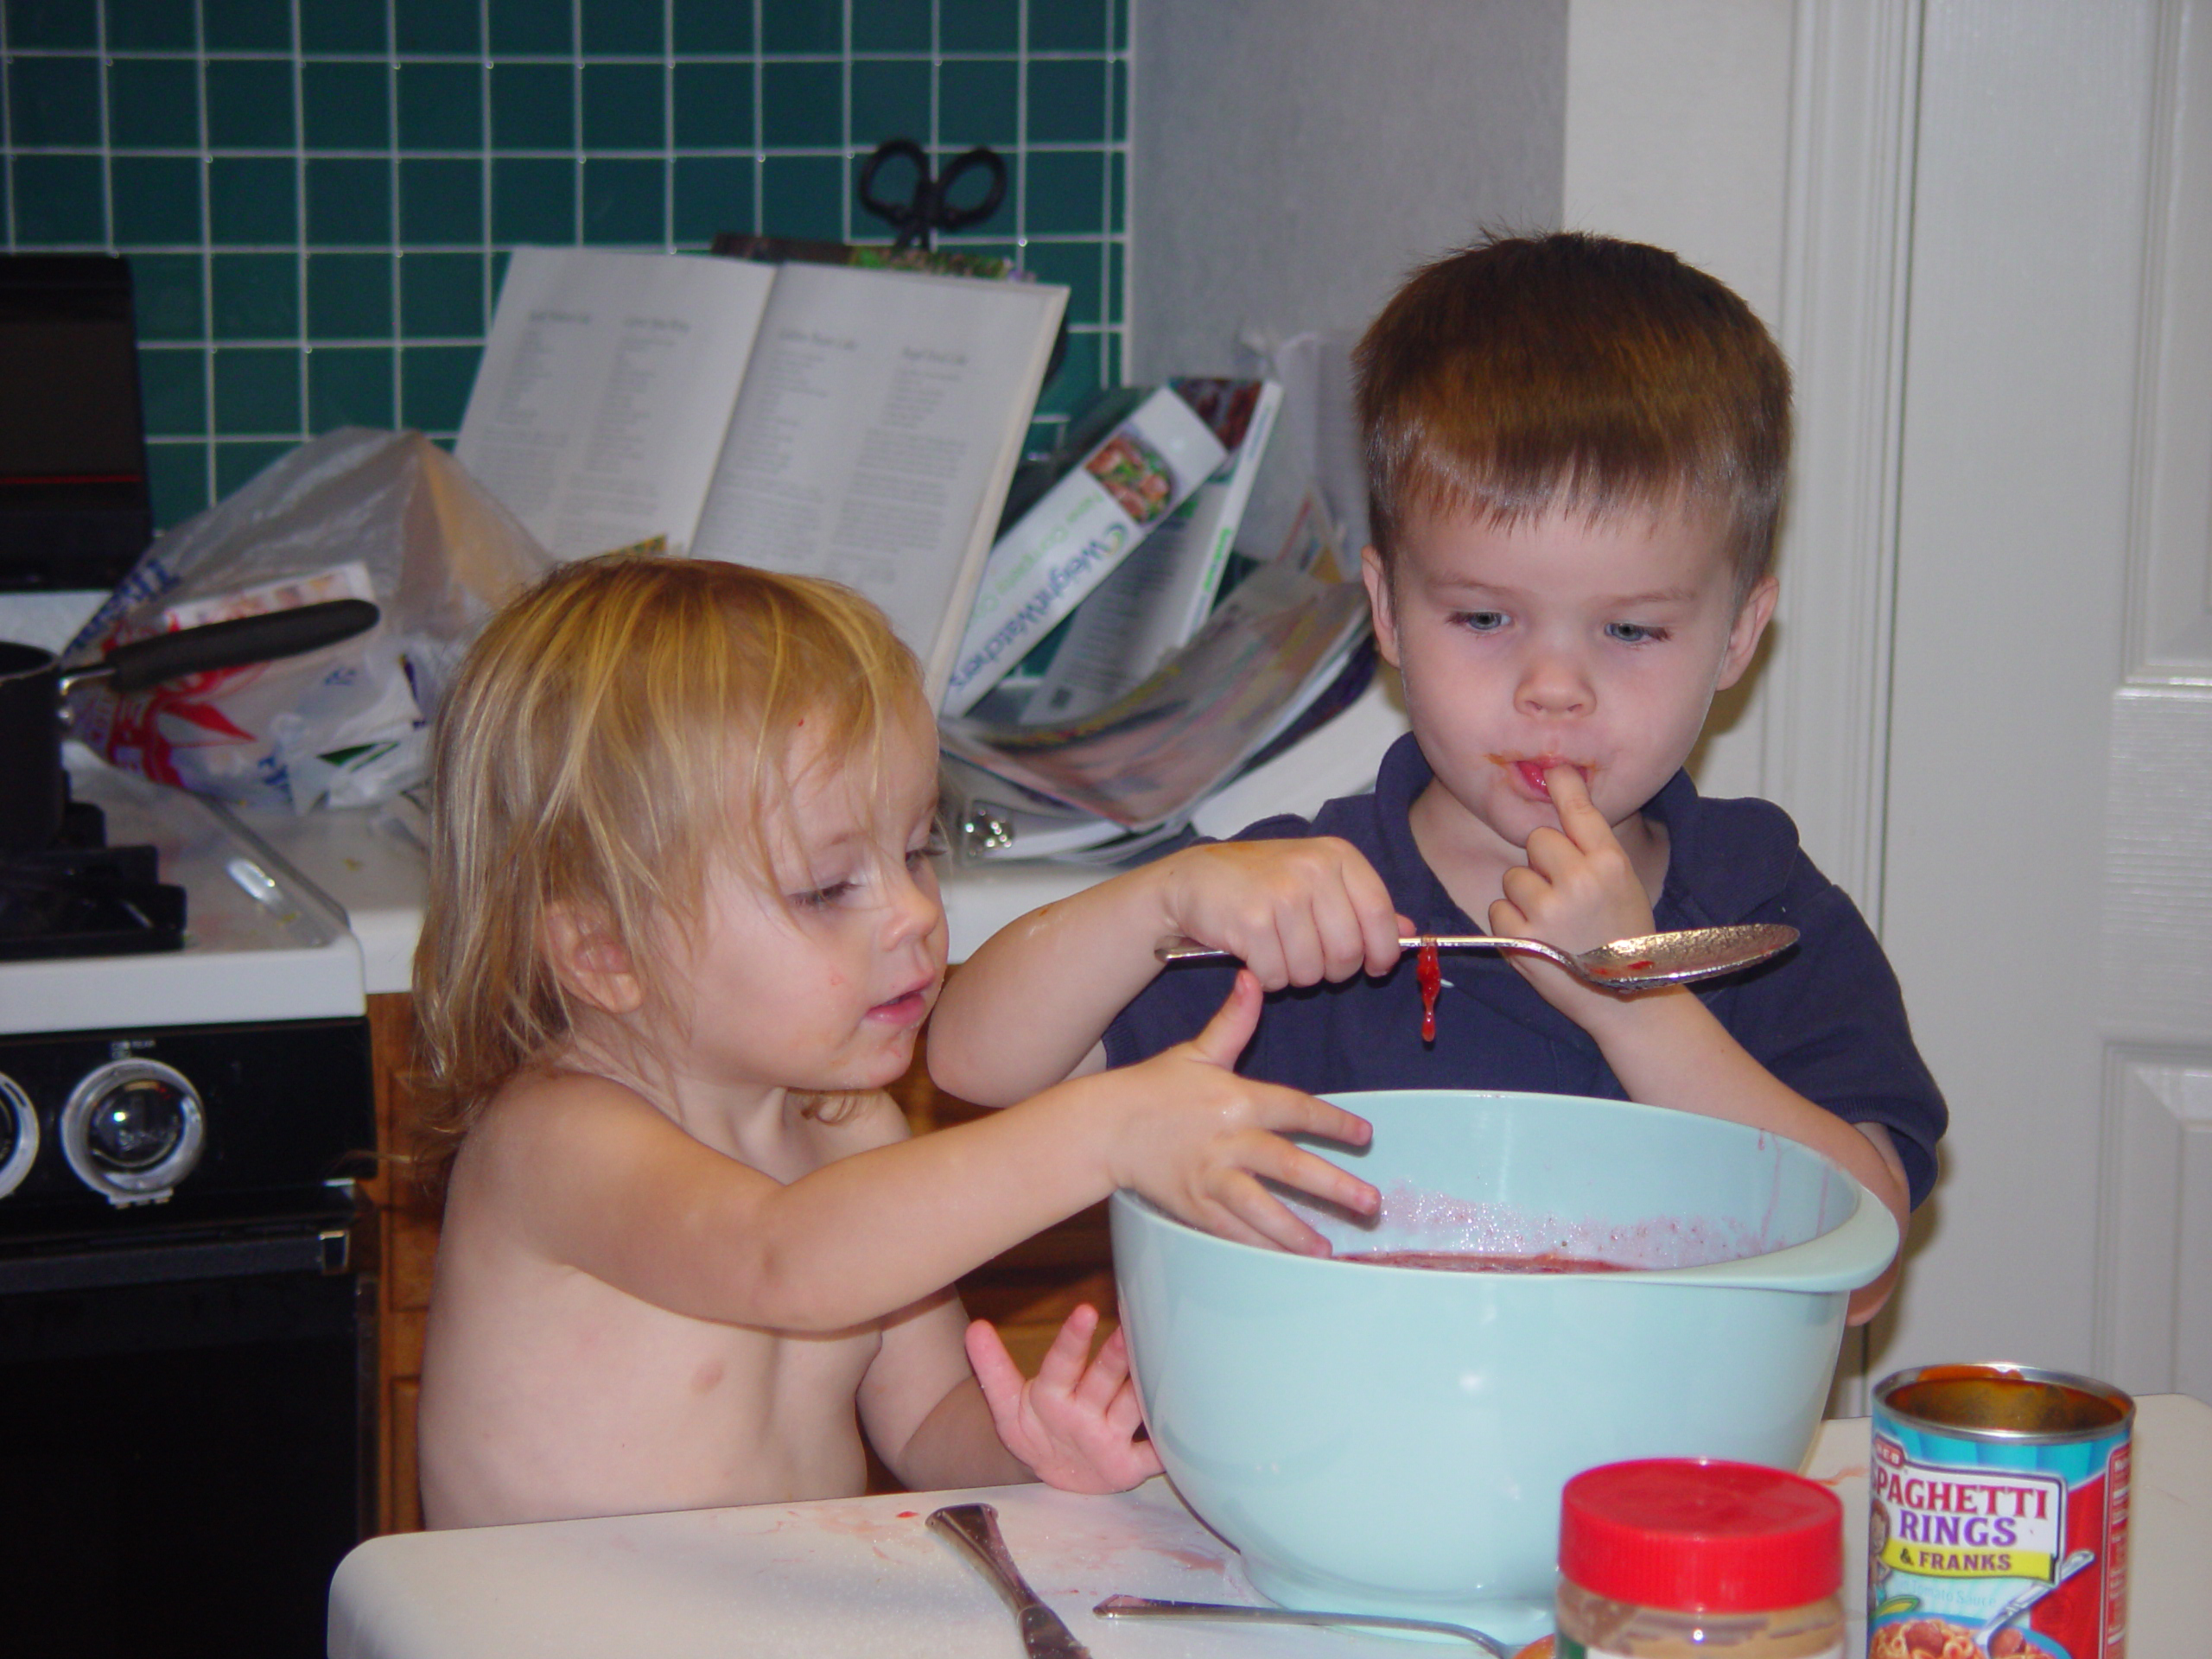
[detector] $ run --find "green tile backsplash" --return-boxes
[3,0,1130,531]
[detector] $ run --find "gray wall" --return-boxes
[1128,0,1568,380]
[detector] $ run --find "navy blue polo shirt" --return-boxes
[1104,734,1946,1207]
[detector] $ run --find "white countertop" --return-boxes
[232,680,1409,995]
[327,1395,2212,1658]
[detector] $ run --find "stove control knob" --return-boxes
[60,1059,205,1206]
[0,1073,38,1200]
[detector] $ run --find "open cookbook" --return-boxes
[454,246,1068,703]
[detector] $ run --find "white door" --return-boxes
[1868,0,2212,1401]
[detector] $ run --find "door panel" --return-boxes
[1874,0,2211,1402]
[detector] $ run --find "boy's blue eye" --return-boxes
[1453,610,1508,633]
[1605,621,1669,644]
[791,880,856,910]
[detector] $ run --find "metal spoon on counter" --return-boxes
[1096,1592,1510,1655]
[929,1504,1094,1658]
[1154,921,1799,992]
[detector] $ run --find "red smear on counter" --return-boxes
[1341,1249,1630,1274]
[1416,937,1441,1042]
[896,1510,918,1518]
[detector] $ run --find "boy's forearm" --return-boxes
[929,865,1176,1104]
[1580,989,1913,1255]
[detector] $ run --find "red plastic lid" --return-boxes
[1559,1459,1842,1613]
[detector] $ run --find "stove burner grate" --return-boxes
[0,841,186,958]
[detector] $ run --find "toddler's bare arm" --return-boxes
[930,837,1404,1106]
[478,976,1379,1336]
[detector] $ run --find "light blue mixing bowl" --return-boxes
[1111,1090,1897,1647]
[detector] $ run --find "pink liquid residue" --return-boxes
[1340,1249,1630,1274]
[1287,1180,1782,1269]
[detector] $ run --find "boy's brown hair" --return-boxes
[1355,232,1792,595]
[408,553,924,1202]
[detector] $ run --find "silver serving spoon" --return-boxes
[1154,921,1798,992]
[929,1504,1095,1658]
[1096,1592,1510,1655]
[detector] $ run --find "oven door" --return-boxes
[0,1207,372,1659]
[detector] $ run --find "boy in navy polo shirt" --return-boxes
[930,232,1942,1321]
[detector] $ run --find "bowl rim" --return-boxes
[1115,1089,1899,1294]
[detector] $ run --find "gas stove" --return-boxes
[0,752,378,1656]
[0,749,371,1211]
[0,753,369,1217]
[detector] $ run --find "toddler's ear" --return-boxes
[542,904,645,1015]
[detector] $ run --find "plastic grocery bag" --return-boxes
[67,427,554,812]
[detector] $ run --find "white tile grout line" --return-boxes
[482,3,500,366]
[92,0,110,254]
[1,3,11,249]
[194,0,215,508]
[569,0,582,246]
[751,0,766,236]
[840,0,853,245]
[293,0,310,446]
[7,49,1118,62]
[661,0,675,250]
[1099,0,1114,384]
[15,143,1118,157]
[1014,0,1028,261]
[399,0,413,433]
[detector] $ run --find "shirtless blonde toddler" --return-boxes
[410,555,1376,1528]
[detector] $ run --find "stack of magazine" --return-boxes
[453,245,1373,866]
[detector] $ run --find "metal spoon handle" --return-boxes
[1094,1593,1508,1656]
[928,1503,1045,1614]
[929,1504,1094,1656]
[1155,932,1542,964]
[1152,923,1796,992]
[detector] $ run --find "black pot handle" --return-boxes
[67,599,382,696]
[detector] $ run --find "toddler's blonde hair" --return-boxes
[409,554,925,1202]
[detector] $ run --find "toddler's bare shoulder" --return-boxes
[463,1066,670,1177]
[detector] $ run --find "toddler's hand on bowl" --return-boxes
[1108,970,1379,1255]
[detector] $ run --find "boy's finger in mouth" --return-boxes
[1491,753,1594,799]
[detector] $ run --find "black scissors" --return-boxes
[856,138,1007,251]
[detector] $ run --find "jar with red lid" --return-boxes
[1555,1459,1847,1658]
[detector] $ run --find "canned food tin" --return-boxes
[1869,1363,2132,1659]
